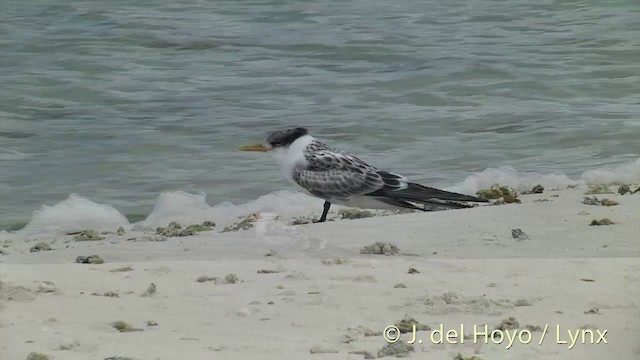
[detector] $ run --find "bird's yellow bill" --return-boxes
[238,143,269,152]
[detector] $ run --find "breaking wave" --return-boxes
[2,158,638,240]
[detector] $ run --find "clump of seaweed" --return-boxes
[222,214,257,232]
[196,275,219,283]
[360,242,400,256]
[377,341,414,358]
[521,184,544,195]
[583,196,619,206]
[454,354,483,360]
[584,185,614,195]
[29,242,51,253]
[26,353,51,360]
[618,185,632,195]
[395,315,431,333]
[111,321,143,332]
[321,258,348,265]
[73,230,105,241]
[582,196,601,206]
[524,324,543,332]
[289,216,314,225]
[476,184,521,204]
[76,255,104,264]
[109,266,134,272]
[224,274,239,284]
[495,317,519,331]
[338,208,375,220]
[349,350,375,359]
[156,221,214,237]
[140,283,156,297]
[590,218,615,226]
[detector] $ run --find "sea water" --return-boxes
[1,0,639,232]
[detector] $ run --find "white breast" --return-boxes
[272,135,315,194]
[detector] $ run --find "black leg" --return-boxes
[315,201,331,223]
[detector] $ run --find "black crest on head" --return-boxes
[266,127,309,148]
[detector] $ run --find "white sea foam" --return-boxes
[581,158,640,185]
[17,194,129,238]
[5,159,639,238]
[447,166,582,195]
[141,190,323,228]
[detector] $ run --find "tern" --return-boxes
[239,127,488,222]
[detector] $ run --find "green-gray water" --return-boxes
[1,0,639,229]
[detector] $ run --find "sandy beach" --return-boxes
[1,186,639,360]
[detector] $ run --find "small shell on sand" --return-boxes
[599,198,619,206]
[407,267,420,274]
[196,275,219,283]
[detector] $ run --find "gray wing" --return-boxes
[292,141,391,200]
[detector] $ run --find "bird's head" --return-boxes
[238,127,309,152]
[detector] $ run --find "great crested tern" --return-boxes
[239,127,488,223]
